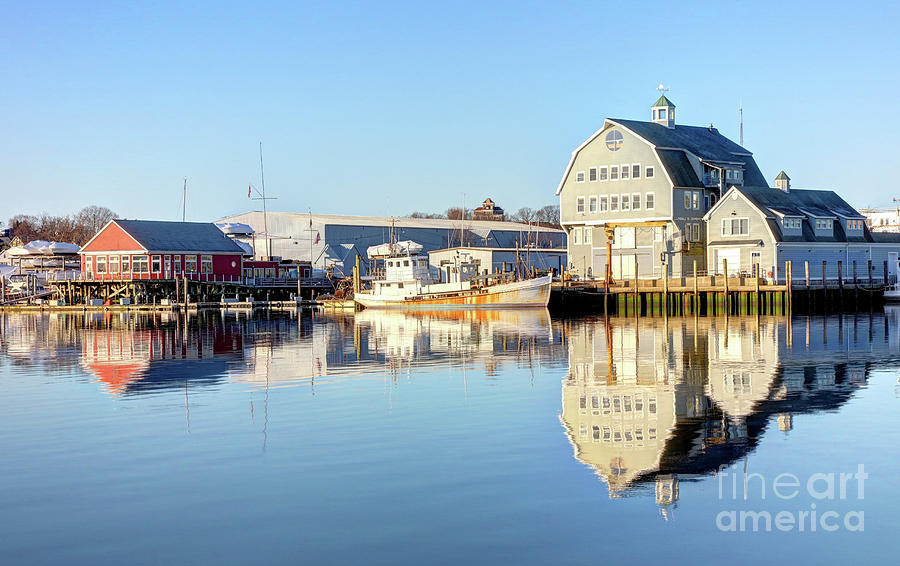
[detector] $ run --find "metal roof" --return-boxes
[220,211,564,234]
[652,95,675,108]
[115,220,246,253]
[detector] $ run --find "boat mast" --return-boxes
[181,178,187,222]
[259,142,270,259]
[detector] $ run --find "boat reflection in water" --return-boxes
[350,308,562,377]
[560,313,900,511]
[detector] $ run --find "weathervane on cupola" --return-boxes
[652,84,676,128]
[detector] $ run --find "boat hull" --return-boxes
[354,275,551,310]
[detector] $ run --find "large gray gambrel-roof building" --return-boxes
[556,95,766,279]
[704,173,900,282]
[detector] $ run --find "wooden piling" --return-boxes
[723,259,729,315]
[786,261,792,315]
[692,261,698,315]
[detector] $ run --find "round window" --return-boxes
[231,261,237,267]
[605,130,623,151]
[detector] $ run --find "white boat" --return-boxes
[884,284,900,302]
[354,248,551,310]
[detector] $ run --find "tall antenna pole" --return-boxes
[259,142,270,259]
[739,101,744,147]
[181,178,187,222]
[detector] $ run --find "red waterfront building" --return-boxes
[79,220,247,282]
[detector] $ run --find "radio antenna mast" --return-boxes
[739,100,744,146]
[181,178,187,222]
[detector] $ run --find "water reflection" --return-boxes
[560,312,900,509]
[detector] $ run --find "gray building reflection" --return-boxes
[560,312,900,508]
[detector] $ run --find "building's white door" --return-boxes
[716,248,741,275]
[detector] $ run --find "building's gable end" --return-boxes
[80,220,146,253]
[555,119,657,196]
[708,189,780,242]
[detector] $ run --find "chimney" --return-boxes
[775,170,791,192]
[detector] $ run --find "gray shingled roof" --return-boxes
[656,149,701,187]
[735,187,870,243]
[115,220,246,253]
[609,118,768,186]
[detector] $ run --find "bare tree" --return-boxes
[409,211,446,219]
[511,207,537,224]
[535,205,560,227]
[75,205,117,236]
[7,205,118,245]
[444,207,472,221]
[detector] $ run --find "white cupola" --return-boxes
[651,95,676,128]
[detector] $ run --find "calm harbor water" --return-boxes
[1,308,898,565]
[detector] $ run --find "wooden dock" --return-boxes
[551,260,889,316]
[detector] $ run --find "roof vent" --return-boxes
[708,123,714,131]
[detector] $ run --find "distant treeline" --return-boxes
[4,206,118,246]
[409,205,560,227]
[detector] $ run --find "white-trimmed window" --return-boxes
[576,171,585,183]
[645,192,655,210]
[151,255,161,273]
[691,223,701,242]
[185,255,197,273]
[815,219,833,230]
[109,255,119,273]
[611,195,619,211]
[589,167,598,182]
[589,196,598,213]
[610,165,619,181]
[576,197,585,213]
[201,255,213,274]
[621,193,630,211]
[133,255,149,273]
[600,196,608,212]
[621,164,630,179]
[646,166,654,178]
[632,164,641,179]
[692,191,700,210]
[632,193,641,210]
[684,192,692,209]
[585,228,593,245]
[173,255,181,274]
[784,218,801,230]
[721,218,749,236]
[599,166,608,181]
[654,226,666,242]
[85,256,93,274]
[572,227,581,245]
[121,255,130,273]
[96,255,107,273]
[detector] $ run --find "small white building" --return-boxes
[428,246,566,278]
[860,207,900,233]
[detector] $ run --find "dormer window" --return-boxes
[783,218,801,230]
[814,219,833,230]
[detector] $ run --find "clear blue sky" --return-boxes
[2,1,898,223]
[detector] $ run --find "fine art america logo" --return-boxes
[715,465,867,532]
